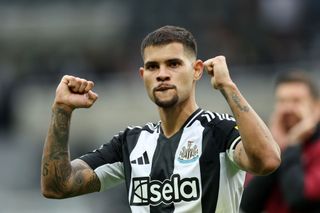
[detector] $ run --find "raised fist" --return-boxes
[203,56,233,90]
[53,75,98,112]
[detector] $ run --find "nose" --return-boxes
[278,100,296,114]
[156,66,170,82]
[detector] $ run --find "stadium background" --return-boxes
[0,0,319,212]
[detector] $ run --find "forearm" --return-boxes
[41,105,73,198]
[221,83,281,174]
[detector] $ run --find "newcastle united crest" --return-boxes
[178,141,199,163]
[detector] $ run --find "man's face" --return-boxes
[275,82,316,131]
[140,42,201,108]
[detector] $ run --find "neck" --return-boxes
[158,100,198,138]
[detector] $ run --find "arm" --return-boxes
[204,56,281,175]
[41,75,100,199]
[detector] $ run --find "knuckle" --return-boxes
[219,56,226,62]
[63,75,71,79]
[88,81,94,88]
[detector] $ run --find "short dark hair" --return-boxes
[140,25,197,58]
[275,71,319,99]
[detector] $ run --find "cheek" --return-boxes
[144,78,157,100]
[177,73,194,93]
[143,75,153,88]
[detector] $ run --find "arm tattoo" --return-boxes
[69,164,101,196]
[86,174,100,192]
[51,107,70,146]
[221,88,249,112]
[42,162,49,176]
[73,171,100,193]
[231,93,250,112]
[42,107,72,193]
[42,107,99,197]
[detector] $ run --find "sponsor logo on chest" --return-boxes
[130,174,200,206]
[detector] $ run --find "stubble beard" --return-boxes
[153,92,179,108]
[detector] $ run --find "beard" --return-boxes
[152,84,179,108]
[153,92,179,108]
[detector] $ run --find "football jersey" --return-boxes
[79,108,245,213]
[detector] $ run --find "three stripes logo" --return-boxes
[131,151,150,165]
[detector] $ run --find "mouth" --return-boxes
[282,113,301,130]
[154,84,176,92]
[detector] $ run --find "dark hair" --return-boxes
[140,25,197,58]
[275,71,319,99]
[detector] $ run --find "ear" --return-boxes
[139,67,144,79]
[193,60,203,80]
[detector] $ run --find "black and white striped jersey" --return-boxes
[79,108,245,213]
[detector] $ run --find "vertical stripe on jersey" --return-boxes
[129,130,160,213]
[199,126,221,213]
[215,153,245,213]
[149,131,183,213]
[172,120,204,213]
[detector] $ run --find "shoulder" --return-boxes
[118,122,160,138]
[189,109,236,128]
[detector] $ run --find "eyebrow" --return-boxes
[144,61,158,68]
[166,58,183,64]
[144,58,183,67]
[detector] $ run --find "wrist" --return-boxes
[218,81,236,91]
[52,102,74,114]
[218,81,237,97]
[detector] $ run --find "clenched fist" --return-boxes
[53,75,98,112]
[203,56,234,90]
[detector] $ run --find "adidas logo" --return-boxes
[131,151,150,165]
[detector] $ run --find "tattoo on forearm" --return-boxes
[42,107,99,196]
[231,93,249,112]
[86,174,100,192]
[52,107,71,145]
[231,92,249,112]
[221,89,250,112]
[42,107,72,191]
[42,162,49,176]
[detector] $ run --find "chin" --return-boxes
[154,96,179,108]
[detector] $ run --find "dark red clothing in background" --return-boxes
[241,124,320,213]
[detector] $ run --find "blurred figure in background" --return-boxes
[241,71,320,213]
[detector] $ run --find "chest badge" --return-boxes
[178,141,199,163]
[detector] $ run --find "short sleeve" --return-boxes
[78,132,125,191]
[215,116,241,167]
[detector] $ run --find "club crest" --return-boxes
[178,141,199,163]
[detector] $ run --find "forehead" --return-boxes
[276,82,312,99]
[143,42,191,62]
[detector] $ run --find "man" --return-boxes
[241,71,320,213]
[41,25,280,212]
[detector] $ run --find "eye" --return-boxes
[168,61,181,68]
[145,63,159,71]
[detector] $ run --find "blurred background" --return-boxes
[0,0,320,212]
